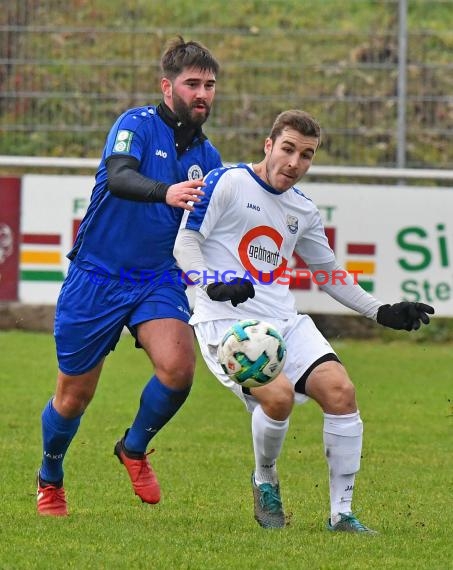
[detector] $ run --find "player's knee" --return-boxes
[310,375,357,414]
[306,361,357,413]
[325,379,356,413]
[54,392,91,417]
[172,364,195,386]
[155,358,195,388]
[254,380,294,420]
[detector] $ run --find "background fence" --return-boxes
[1,0,452,171]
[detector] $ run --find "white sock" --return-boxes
[252,405,289,485]
[323,411,363,523]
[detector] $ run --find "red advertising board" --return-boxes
[0,177,21,301]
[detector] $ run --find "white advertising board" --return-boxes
[19,175,94,304]
[19,175,453,316]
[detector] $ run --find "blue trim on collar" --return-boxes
[239,163,287,196]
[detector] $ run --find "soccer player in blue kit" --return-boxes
[36,37,221,516]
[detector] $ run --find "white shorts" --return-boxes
[194,314,337,413]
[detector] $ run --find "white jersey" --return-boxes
[180,163,336,324]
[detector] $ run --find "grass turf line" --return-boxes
[0,331,452,569]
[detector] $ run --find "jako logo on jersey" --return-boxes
[177,305,191,317]
[287,214,298,234]
[155,149,168,158]
[188,164,203,180]
[247,203,261,211]
[238,225,288,283]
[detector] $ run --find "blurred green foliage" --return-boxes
[0,0,452,168]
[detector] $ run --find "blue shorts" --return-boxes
[54,263,191,375]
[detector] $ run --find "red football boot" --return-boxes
[114,436,161,504]
[37,477,68,516]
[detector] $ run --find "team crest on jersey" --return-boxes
[286,214,299,234]
[188,164,203,180]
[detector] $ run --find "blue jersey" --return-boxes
[69,105,222,278]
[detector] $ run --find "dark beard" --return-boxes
[172,95,210,128]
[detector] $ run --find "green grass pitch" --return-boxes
[1,330,452,569]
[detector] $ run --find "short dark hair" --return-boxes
[160,36,220,80]
[269,110,321,145]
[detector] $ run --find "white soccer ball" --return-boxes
[217,319,287,388]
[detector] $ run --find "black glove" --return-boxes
[376,301,435,331]
[206,278,255,307]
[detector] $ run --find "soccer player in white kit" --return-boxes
[174,110,434,532]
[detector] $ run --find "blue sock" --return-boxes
[40,399,82,483]
[124,375,191,453]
